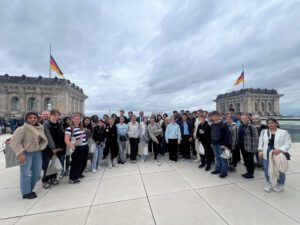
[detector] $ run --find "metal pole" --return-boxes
[242,64,244,89]
[49,43,52,78]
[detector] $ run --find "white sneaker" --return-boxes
[108,164,112,169]
[114,163,119,167]
[264,182,272,193]
[154,160,161,166]
[193,159,200,163]
[92,169,97,173]
[272,184,284,193]
[97,166,101,170]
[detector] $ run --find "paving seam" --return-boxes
[136,160,172,225]
[174,165,230,225]
[233,182,300,224]
[83,165,107,225]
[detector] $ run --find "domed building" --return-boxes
[214,88,283,116]
[0,74,88,117]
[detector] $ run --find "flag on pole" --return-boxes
[50,55,64,78]
[234,71,244,86]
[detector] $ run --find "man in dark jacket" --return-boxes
[42,109,66,188]
[238,113,259,179]
[178,113,193,160]
[210,111,231,178]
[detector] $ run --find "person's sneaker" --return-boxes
[69,179,80,184]
[42,181,51,189]
[264,182,272,193]
[242,173,249,178]
[198,164,205,168]
[79,175,85,179]
[272,184,284,193]
[205,165,211,171]
[219,173,227,178]
[242,174,254,179]
[154,160,161,166]
[97,166,101,170]
[114,163,119,167]
[23,192,37,199]
[193,159,201,163]
[50,178,59,185]
[92,169,97,173]
[108,164,112,169]
[211,170,221,175]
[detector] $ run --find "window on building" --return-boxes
[268,102,272,112]
[255,102,258,111]
[44,98,53,110]
[28,97,38,110]
[10,97,20,111]
[236,103,240,112]
[261,102,265,112]
[222,104,226,113]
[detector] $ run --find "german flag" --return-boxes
[50,55,64,78]
[234,71,244,86]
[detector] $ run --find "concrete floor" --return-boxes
[0,133,300,225]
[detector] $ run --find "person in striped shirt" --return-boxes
[64,114,88,184]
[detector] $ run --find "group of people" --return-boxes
[7,108,292,200]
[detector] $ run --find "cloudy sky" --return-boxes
[0,0,300,115]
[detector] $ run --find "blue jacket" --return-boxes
[178,120,193,138]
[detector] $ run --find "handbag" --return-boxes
[46,155,62,176]
[198,142,205,155]
[220,146,232,159]
[88,138,97,154]
[3,139,20,168]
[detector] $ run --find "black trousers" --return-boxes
[180,135,191,159]
[168,139,178,162]
[240,144,255,176]
[200,143,213,166]
[70,145,87,181]
[42,149,57,182]
[153,136,162,160]
[130,138,139,160]
[230,144,241,167]
[80,145,89,176]
[148,139,154,153]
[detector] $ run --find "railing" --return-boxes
[285,129,300,143]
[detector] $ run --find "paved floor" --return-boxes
[0,133,300,225]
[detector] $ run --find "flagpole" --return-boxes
[242,64,244,89]
[49,43,52,78]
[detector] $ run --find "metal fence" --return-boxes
[285,129,300,143]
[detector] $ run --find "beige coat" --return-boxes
[10,123,48,156]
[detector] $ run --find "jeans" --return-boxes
[129,138,139,160]
[264,147,286,185]
[118,140,126,162]
[91,144,104,170]
[20,151,42,195]
[212,144,228,175]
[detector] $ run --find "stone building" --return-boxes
[0,74,88,117]
[214,88,283,116]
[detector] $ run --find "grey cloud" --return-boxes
[0,0,300,115]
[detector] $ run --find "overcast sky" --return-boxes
[0,0,300,115]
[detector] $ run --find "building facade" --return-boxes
[214,88,283,116]
[0,74,88,117]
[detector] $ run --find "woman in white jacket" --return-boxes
[258,118,292,193]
